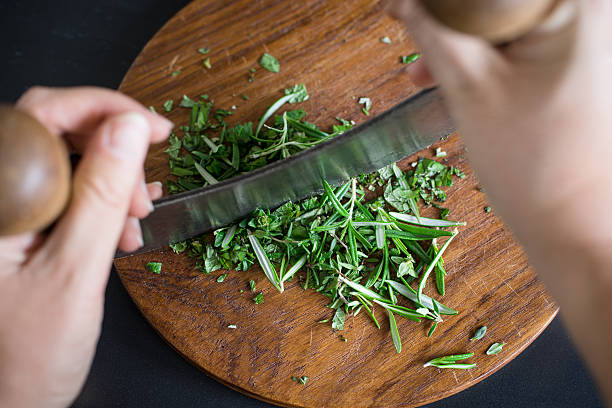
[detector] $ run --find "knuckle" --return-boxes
[77,171,129,212]
[16,86,51,109]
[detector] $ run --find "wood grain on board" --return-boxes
[114,1,557,407]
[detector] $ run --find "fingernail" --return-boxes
[105,112,150,160]
[140,179,154,212]
[151,181,163,189]
[129,217,144,248]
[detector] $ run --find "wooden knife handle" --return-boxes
[0,105,71,236]
[417,0,559,43]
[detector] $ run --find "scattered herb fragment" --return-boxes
[318,319,329,324]
[217,273,227,282]
[163,99,174,112]
[227,324,237,329]
[148,106,156,113]
[203,57,212,69]
[401,53,420,64]
[249,280,256,292]
[242,94,248,101]
[380,36,391,44]
[299,376,309,385]
[435,147,447,158]
[486,342,505,355]
[171,70,181,77]
[339,335,348,342]
[169,241,187,254]
[471,326,487,341]
[197,47,210,54]
[484,206,492,213]
[332,308,346,331]
[259,53,280,73]
[359,97,372,116]
[146,262,162,274]
[424,352,476,369]
[253,293,264,304]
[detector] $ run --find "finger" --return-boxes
[117,217,143,253]
[127,174,154,220]
[147,181,163,201]
[120,182,162,251]
[405,58,437,88]
[0,232,41,275]
[38,112,151,290]
[16,86,172,149]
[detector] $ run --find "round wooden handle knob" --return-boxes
[0,105,71,236]
[419,0,559,43]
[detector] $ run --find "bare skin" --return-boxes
[2,0,612,405]
[0,87,171,408]
[392,0,612,404]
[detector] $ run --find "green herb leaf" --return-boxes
[169,241,187,254]
[486,342,505,355]
[400,53,420,64]
[217,273,227,282]
[471,326,487,341]
[146,262,162,274]
[424,352,475,369]
[259,53,280,73]
[249,280,256,292]
[332,308,346,330]
[163,99,174,112]
[388,310,402,353]
[253,293,264,304]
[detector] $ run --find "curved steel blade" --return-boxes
[119,88,454,257]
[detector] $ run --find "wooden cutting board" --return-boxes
[114,1,558,407]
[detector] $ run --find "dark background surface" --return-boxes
[0,1,604,407]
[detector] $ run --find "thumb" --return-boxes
[42,112,151,291]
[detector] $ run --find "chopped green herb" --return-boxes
[401,53,420,64]
[380,36,391,44]
[250,67,256,73]
[339,335,348,342]
[159,88,465,353]
[148,106,156,113]
[332,308,346,331]
[227,324,237,329]
[203,57,212,69]
[163,99,174,112]
[484,206,492,213]
[486,342,505,355]
[318,319,329,323]
[253,293,264,304]
[471,326,487,341]
[299,376,309,385]
[424,352,475,369]
[291,376,298,382]
[217,273,227,282]
[359,97,371,116]
[197,47,210,54]
[259,53,280,73]
[169,241,187,254]
[249,280,256,292]
[242,93,248,101]
[171,70,181,77]
[146,262,162,274]
[435,147,447,158]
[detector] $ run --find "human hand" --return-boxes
[0,87,171,408]
[391,0,612,403]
